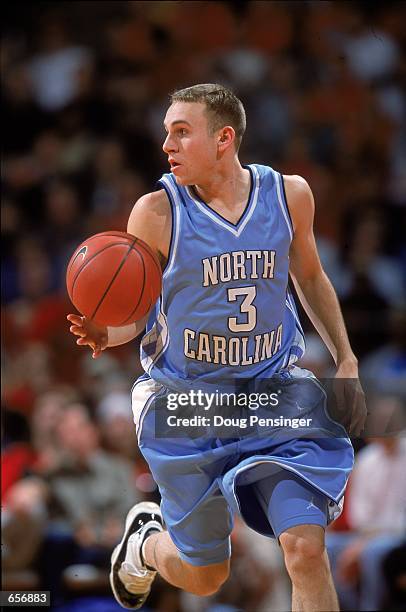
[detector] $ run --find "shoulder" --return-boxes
[127,189,171,261]
[283,174,314,209]
[130,189,171,217]
[282,174,315,232]
[128,188,171,227]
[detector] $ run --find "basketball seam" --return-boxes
[66,248,88,293]
[68,236,161,291]
[132,239,162,278]
[120,248,146,325]
[70,242,135,297]
[90,238,138,322]
[66,233,134,279]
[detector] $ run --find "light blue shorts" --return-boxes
[132,368,353,566]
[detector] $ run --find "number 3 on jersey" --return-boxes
[227,286,257,332]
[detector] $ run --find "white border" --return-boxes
[160,175,181,281]
[185,165,260,237]
[273,169,293,241]
[131,377,163,441]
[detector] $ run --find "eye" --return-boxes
[178,128,188,136]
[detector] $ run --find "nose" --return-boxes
[162,133,177,154]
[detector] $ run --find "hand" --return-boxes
[333,359,367,436]
[67,314,108,359]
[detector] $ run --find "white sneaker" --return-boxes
[110,501,163,609]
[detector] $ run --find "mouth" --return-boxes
[169,159,181,171]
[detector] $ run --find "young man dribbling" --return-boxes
[68,84,366,611]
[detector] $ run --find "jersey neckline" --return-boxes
[185,164,259,237]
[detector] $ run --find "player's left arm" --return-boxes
[284,174,367,434]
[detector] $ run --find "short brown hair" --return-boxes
[170,83,246,151]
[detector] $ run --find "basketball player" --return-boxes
[68,84,367,611]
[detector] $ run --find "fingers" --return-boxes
[75,335,101,356]
[76,336,103,359]
[333,378,367,435]
[67,314,87,337]
[351,412,367,437]
[76,337,90,346]
[333,380,350,427]
[68,314,87,338]
[67,313,103,357]
[67,314,84,325]
[70,325,86,337]
[348,392,367,436]
[349,420,361,436]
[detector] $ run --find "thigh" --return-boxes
[145,442,234,566]
[135,383,234,567]
[254,470,328,539]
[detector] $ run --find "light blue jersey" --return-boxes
[133,164,353,566]
[141,164,305,391]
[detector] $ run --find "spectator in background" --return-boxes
[337,209,404,359]
[39,402,140,598]
[90,139,128,218]
[337,210,405,307]
[30,388,80,473]
[2,478,48,580]
[343,17,400,83]
[220,517,290,612]
[1,1,405,609]
[381,540,406,611]
[45,402,138,547]
[207,517,276,612]
[42,180,86,284]
[1,342,55,415]
[327,397,406,611]
[2,62,48,156]
[2,408,36,498]
[1,238,71,409]
[97,391,159,498]
[361,306,406,400]
[1,409,46,587]
[97,391,138,462]
[78,350,127,405]
[27,16,93,112]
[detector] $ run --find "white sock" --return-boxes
[142,528,161,571]
[123,529,159,572]
[141,538,150,569]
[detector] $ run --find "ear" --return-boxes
[217,126,235,152]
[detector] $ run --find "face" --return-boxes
[162,102,219,185]
[57,406,98,456]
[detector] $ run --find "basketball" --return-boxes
[66,231,162,327]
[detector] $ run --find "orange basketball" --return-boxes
[66,231,162,326]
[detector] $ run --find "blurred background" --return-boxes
[2,1,405,611]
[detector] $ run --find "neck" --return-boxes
[193,158,249,207]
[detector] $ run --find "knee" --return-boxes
[280,530,326,577]
[188,560,230,596]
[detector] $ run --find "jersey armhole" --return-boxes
[156,177,180,279]
[279,173,294,239]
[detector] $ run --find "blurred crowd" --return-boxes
[2,1,405,610]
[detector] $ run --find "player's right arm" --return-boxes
[67,189,171,358]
